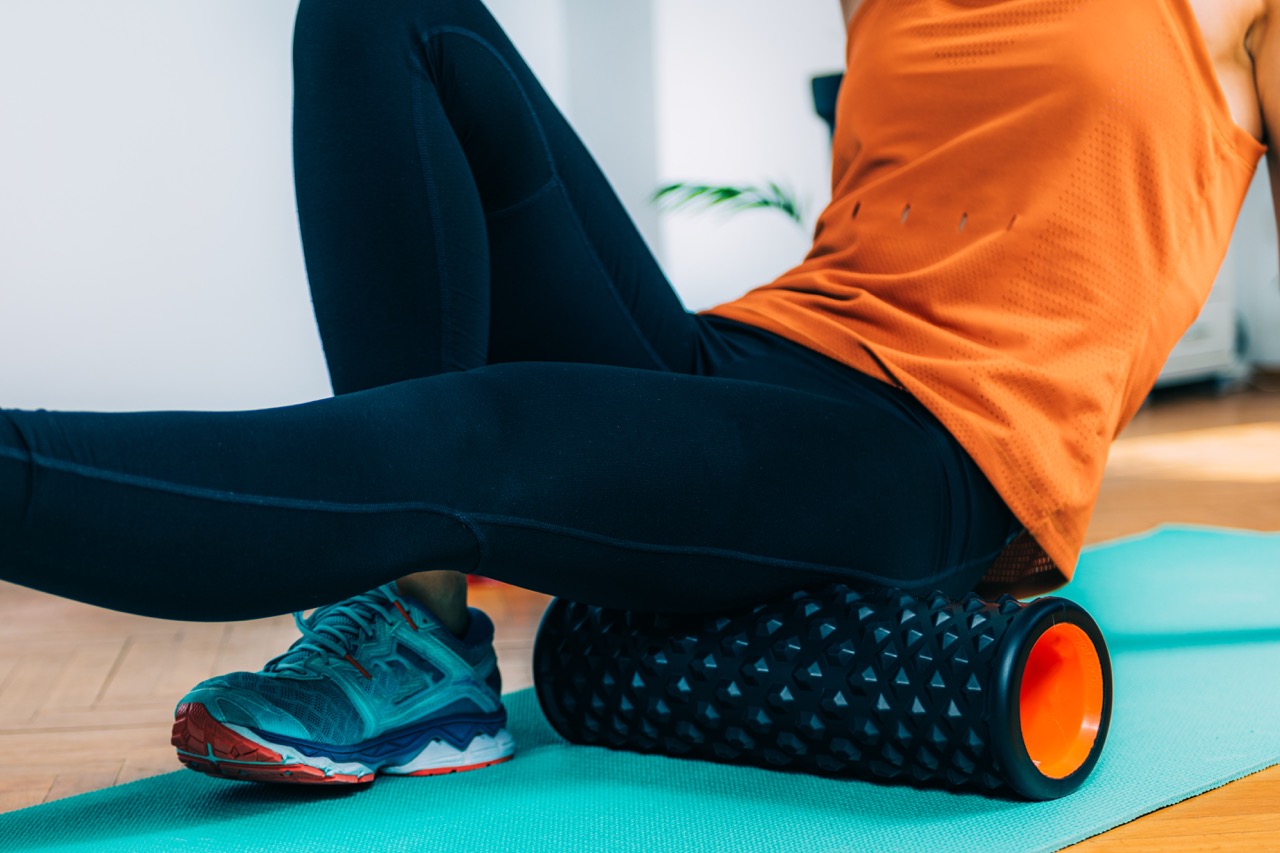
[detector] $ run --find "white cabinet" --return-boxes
[1155,164,1280,386]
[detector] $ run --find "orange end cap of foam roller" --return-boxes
[1019,622,1105,779]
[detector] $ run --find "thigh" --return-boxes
[447,363,1014,610]
[1,362,1008,621]
[293,0,700,390]
[425,362,1015,607]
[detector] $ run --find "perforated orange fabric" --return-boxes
[704,0,1265,593]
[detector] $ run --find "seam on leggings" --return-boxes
[0,444,990,590]
[553,178,673,371]
[409,25,557,373]
[0,445,489,571]
[415,25,673,373]
[409,73,461,373]
[0,443,1009,588]
[484,177,560,221]
[464,510,1005,591]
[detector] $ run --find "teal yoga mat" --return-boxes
[3,525,1278,852]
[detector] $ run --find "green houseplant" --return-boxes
[651,180,807,230]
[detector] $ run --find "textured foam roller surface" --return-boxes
[1,526,1278,853]
[533,587,1110,799]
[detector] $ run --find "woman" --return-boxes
[2,0,1274,784]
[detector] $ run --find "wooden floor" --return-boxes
[1,373,1278,850]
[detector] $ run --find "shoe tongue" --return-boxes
[318,588,400,644]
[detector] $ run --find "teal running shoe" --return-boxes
[172,583,514,784]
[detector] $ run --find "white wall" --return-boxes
[564,0,662,256]
[0,0,319,412]
[652,0,847,310]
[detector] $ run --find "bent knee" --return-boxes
[293,0,508,87]
[294,0,494,42]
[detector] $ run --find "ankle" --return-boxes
[396,571,470,638]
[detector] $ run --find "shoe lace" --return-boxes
[264,585,400,677]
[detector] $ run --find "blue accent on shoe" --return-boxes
[250,707,509,764]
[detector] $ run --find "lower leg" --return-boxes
[292,0,698,626]
[397,570,469,636]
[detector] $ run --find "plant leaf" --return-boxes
[651,180,806,227]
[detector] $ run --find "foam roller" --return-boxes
[533,585,1111,800]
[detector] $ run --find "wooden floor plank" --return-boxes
[96,634,179,708]
[43,769,125,805]
[150,625,232,701]
[45,640,128,714]
[0,657,64,728]
[0,780,53,815]
[117,751,194,787]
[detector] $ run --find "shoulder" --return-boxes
[840,0,864,29]
[1245,0,1273,60]
[1249,0,1278,136]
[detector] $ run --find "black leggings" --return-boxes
[0,0,1018,623]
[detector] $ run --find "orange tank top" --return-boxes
[704,0,1265,594]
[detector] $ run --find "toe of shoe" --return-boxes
[176,682,312,742]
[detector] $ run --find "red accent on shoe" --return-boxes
[344,653,373,680]
[171,702,374,785]
[399,754,515,777]
[393,600,418,630]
